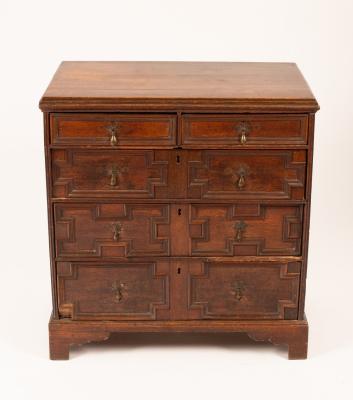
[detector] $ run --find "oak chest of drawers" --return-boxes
[40,61,319,359]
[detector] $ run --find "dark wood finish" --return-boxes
[54,203,171,258]
[298,113,316,319]
[187,150,306,200]
[186,260,300,320]
[181,114,308,146]
[52,149,306,200]
[40,61,318,360]
[189,204,303,256]
[57,261,170,320]
[52,149,170,199]
[49,315,308,360]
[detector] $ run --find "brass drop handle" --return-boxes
[107,123,118,146]
[240,131,247,144]
[238,173,245,189]
[234,220,247,241]
[237,167,246,189]
[111,281,126,303]
[236,121,251,145]
[109,165,128,187]
[112,222,122,241]
[224,166,248,189]
[110,165,118,186]
[232,281,245,301]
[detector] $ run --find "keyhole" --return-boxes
[178,208,182,215]
[176,155,180,164]
[177,267,181,274]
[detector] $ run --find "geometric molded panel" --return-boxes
[187,150,306,200]
[189,204,303,256]
[57,261,170,320]
[188,261,300,320]
[52,149,169,199]
[54,203,170,258]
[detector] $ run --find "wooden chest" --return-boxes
[40,61,319,359]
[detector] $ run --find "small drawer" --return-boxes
[50,113,177,147]
[52,149,169,199]
[54,203,171,258]
[187,150,306,200]
[189,204,303,256]
[57,261,170,320]
[187,260,300,320]
[181,114,308,146]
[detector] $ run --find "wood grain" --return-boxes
[41,61,319,360]
[39,62,319,112]
[49,315,308,360]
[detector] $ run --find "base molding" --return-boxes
[49,315,308,360]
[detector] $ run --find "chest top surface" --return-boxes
[39,61,319,112]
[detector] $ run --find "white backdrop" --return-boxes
[1,0,352,398]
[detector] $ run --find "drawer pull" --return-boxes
[236,121,251,144]
[111,281,126,303]
[109,165,128,187]
[112,222,122,241]
[237,168,246,189]
[234,220,247,241]
[237,167,246,189]
[224,166,248,189]
[237,174,245,189]
[240,132,247,144]
[110,165,118,186]
[107,123,118,146]
[231,281,245,301]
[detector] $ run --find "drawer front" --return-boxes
[181,114,308,146]
[57,261,170,320]
[187,150,306,200]
[187,260,300,320]
[189,204,303,256]
[52,149,170,199]
[54,203,170,258]
[50,113,177,146]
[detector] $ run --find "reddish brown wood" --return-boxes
[187,150,306,200]
[50,113,177,147]
[298,113,316,319]
[49,315,308,360]
[186,260,300,320]
[54,203,171,258]
[51,149,170,199]
[39,62,319,112]
[49,316,111,360]
[57,261,170,320]
[44,113,59,318]
[189,204,303,256]
[181,114,308,146]
[52,149,306,200]
[41,62,318,360]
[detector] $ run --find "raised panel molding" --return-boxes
[189,204,303,256]
[54,203,170,258]
[52,149,168,198]
[57,261,170,320]
[187,150,306,200]
[41,62,317,360]
[188,261,300,320]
